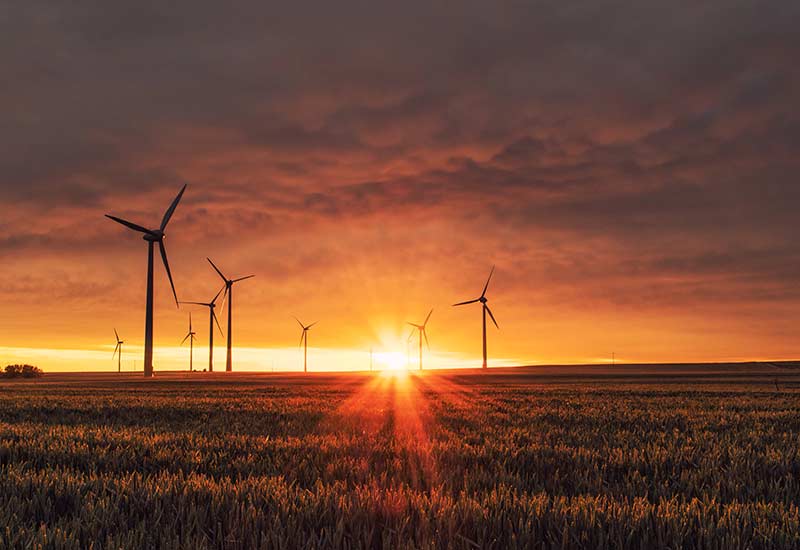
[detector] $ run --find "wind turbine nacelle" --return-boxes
[143,231,164,242]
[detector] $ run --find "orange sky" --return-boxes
[1,2,799,371]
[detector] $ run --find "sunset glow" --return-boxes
[1,2,798,373]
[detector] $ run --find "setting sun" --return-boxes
[374,351,407,371]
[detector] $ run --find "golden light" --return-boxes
[374,351,407,371]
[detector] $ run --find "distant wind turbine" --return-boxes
[407,309,433,370]
[294,318,317,373]
[180,312,197,372]
[105,184,187,377]
[207,258,254,372]
[453,266,499,369]
[180,286,224,372]
[112,328,124,373]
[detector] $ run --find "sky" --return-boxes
[1,1,799,372]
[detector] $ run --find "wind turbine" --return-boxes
[180,313,197,372]
[105,184,186,377]
[112,329,124,373]
[207,258,254,372]
[407,309,433,370]
[180,286,224,372]
[453,266,498,369]
[294,318,317,373]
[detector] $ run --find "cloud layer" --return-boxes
[1,1,799,365]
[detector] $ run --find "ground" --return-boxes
[0,364,798,549]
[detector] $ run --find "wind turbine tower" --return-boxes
[294,318,317,373]
[180,286,224,372]
[112,329,124,373]
[453,266,499,369]
[207,258,254,372]
[407,309,433,370]
[181,312,197,371]
[105,184,187,377]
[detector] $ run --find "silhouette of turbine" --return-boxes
[180,286,224,372]
[207,258,254,372]
[453,266,499,369]
[294,317,317,373]
[180,312,197,372]
[106,184,186,377]
[112,328,124,373]
[407,309,433,371]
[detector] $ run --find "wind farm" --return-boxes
[3,1,799,548]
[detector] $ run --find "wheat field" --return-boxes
[0,365,797,549]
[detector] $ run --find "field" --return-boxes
[0,364,799,549]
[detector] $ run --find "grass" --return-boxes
[0,365,798,549]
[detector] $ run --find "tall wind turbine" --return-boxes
[453,266,499,369]
[294,318,317,373]
[407,309,433,370]
[112,329,124,373]
[207,258,254,372]
[180,313,197,372]
[105,184,186,377]
[180,286,224,372]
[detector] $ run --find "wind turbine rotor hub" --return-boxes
[480,296,487,303]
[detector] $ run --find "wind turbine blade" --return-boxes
[105,215,154,235]
[293,316,304,329]
[212,310,223,335]
[211,284,225,304]
[299,330,306,348]
[452,298,480,306]
[424,308,433,327]
[485,304,499,329]
[408,330,415,342]
[159,241,179,306]
[423,329,430,350]
[160,184,187,231]
[217,285,228,313]
[407,322,421,328]
[233,275,255,283]
[207,258,227,282]
[179,301,211,306]
[114,328,120,341]
[112,342,120,359]
[481,265,495,298]
[307,321,318,329]
[189,312,192,332]
[180,333,190,345]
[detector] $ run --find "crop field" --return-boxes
[0,364,799,549]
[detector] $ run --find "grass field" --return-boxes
[0,364,798,549]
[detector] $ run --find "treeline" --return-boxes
[2,364,43,378]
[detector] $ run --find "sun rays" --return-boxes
[317,370,470,491]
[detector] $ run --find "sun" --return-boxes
[375,351,407,371]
